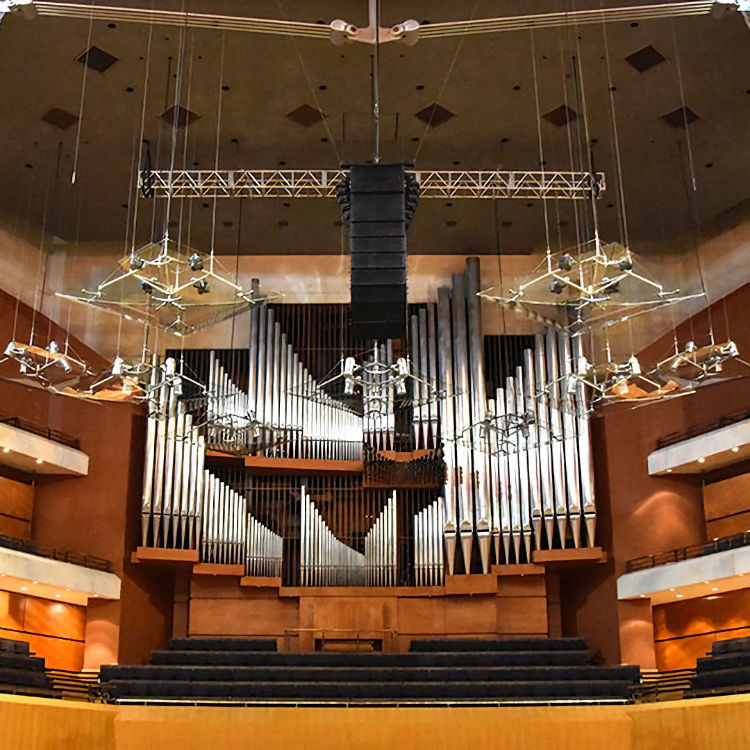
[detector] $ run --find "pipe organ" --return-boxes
[142,258,597,585]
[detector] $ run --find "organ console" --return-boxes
[139,258,597,586]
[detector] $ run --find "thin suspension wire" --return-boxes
[130,16,155,256]
[670,18,697,192]
[71,9,94,184]
[164,0,189,241]
[530,30,553,259]
[599,2,630,251]
[275,0,341,163]
[209,32,227,257]
[412,0,482,163]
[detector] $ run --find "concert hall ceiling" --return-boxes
[0,0,748,256]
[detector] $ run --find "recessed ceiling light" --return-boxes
[639,593,646,598]
[676,594,684,598]
[33,581,39,584]
[36,458,44,464]
[2,447,9,453]
[666,468,672,473]
[732,446,740,453]
[698,457,706,464]
[55,594,61,598]
[93,594,99,598]
[712,587,719,591]
[20,587,27,591]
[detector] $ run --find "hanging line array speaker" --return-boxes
[347,163,408,341]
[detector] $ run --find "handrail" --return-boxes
[0,532,112,573]
[626,532,750,572]
[0,415,80,450]
[656,408,750,450]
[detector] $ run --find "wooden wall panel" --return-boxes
[707,511,750,539]
[703,473,750,521]
[0,589,85,670]
[0,475,34,519]
[654,589,750,669]
[0,515,31,539]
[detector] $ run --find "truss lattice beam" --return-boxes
[141,170,605,200]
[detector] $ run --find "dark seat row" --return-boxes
[148,649,591,668]
[170,638,277,652]
[107,678,635,701]
[0,637,56,698]
[688,636,750,698]
[101,637,638,704]
[410,638,586,652]
[102,664,638,684]
[0,638,30,656]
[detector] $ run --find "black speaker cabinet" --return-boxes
[348,163,407,341]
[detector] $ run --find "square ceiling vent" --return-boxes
[41,108,78,130]
[625,45,666,72]
[414,103,455,128]
[160,105,200,129]
[285,104,327,127]
[543,105,578,127]
[661,106,699,128]
[76,45,118,73]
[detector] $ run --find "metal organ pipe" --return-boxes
[437,287,458,575]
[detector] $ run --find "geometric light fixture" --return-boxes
[56,235,281,337]
[479,238,705,333]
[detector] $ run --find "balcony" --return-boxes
[0,533,119,606]
[648,411,750,476]
[618,533,750,605]
[0,416,88,476]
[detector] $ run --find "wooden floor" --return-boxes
[2,692,750,750]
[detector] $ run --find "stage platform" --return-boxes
[2,691,750,750]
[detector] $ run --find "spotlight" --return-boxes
[602,277,620,294]
[129,256,145,270]
[627,355,641,375]
[173,376,183,397]
[112,356,124,376]
[732,446,740,453]
[558,253,574,271]
[698,457,706,464]
[188,253,203,271]
[140,280,153,294]
[549,278,565,295]
[618,257,633,271]
[193,279,209,294]
[58,357,72,373]
[47,340,59,354]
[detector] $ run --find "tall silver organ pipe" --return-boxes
[465,257,491,573]
[201,472,247,565]
[300,486,366,586]
[451,273,474,572]
[434,259,597,568]
[364,491,397,586]
[141,356,205,550]
[414,497,445,587]
[437,288,458,575]
[245,513,283,578]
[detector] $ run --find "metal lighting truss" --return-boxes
[2,1,748,39]
[137,169,605,201]
[56,235,281,337]
[479,238,705,333]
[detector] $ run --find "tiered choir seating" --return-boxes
[0,637,58,698]
[100,637,639,704]
[690,636,750,697]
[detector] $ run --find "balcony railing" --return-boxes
[656,407,750,450]
[0,532,112,573]
[0,416,80,450]
[626,532,750,573]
